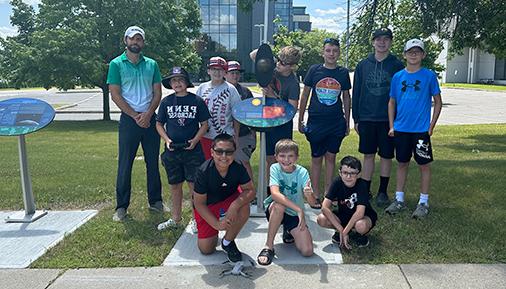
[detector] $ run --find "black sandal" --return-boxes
[282,229,295,244]
[309,198,322,209]
[257,248,275,266]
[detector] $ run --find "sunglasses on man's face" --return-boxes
[213,148,235,156]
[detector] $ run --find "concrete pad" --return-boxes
[49,264,408,289]
[401,264,506,289]
[0,210,97,268]
[164,205,342,266]
[0,269,61,289]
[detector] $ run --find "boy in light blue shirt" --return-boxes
[257,139,317,266]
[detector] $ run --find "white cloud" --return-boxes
[0,26,17,39]
[311,16,347,34]
[315,7,346,16]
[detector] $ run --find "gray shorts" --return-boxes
[235,132,256,163]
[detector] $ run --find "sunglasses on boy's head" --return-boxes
[213,148,235,156]
[324,38,340,46]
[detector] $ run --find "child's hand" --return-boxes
[388,128,395,137]
[297,210,306,232]
[340,232,352,250]
[165,139,174,151]
[262,86,277,98]
[185,138,198,150]
[303,181,317,207]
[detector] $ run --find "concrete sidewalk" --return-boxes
[1,264,505,289]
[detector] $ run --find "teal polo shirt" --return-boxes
[107,51,162,112]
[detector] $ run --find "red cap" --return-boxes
[227,61,244,72]
[207,57,228,70]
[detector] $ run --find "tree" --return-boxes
[273,26,338,78]
[347,0,444,73]
[0,0,201,120]
[416,0,506,58]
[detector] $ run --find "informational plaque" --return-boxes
[232,97,296,132]
[0,98,55,223]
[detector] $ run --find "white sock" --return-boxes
[395,191,405,202]
[222,239,231,246]
[419,193,429,205]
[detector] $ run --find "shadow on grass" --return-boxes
[439,133,506,153]
[45,120,118,133]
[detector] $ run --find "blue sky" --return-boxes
[0,0,356,38]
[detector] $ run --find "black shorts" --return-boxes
[358,121,394,159]
[308,131,345,158]
[161,145,205,184]
[265,202,299,233]
[394,131,433,165]
[266,120,293,156]
[333,209,378,229]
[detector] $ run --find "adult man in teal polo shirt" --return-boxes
[107,25,164,221]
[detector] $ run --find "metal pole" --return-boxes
[18,134,36,214]
[6,135,47,222]
[346,0,350,68]
[253,0,270,215]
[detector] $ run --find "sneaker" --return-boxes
[354,234,370,247]
[189,218,198,234]
[112,208,127,222]
[157,218,179,231]
[331,231,340,246]
[375,192,390,207]
[385,200,406,215]
[221,240,243,262]
[282,229,294,244]
[412,203,429,219]
[149,201,169,213]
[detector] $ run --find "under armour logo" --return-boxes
[401,80,421,92]
[416,139,429,151]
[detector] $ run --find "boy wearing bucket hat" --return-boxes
[352,28,404,207]
[156,67,211,230]
[386,39,442,219]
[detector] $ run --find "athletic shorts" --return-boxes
[235,132,256,163]
[394,131,433,165]
[307,131,345,158]
[194,190,241,239]
[161,146,204,185]
[266,121,293,156]
[200,137,213,160]
[265,202,299,233]
[332,209,377,229]
[358,121,394,159]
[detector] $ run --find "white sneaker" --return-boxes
[189,218,198,234]
[157,218,178,231]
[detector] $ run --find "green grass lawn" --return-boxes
[1,121,505,267]
[441,83,506,92]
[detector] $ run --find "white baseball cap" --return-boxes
[124,26,145,40]
[404,38,424,52]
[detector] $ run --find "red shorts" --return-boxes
[200,137,213,160]
[194,191,241,239]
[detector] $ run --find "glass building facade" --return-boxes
[199,0,238,53]
[274,0,293,33]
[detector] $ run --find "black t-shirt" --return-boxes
[156,92,210,143]
[194,159,251,205]
[325,178,375,219]
[304,64,351,120]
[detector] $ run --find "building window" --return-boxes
[199,0,237,52]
